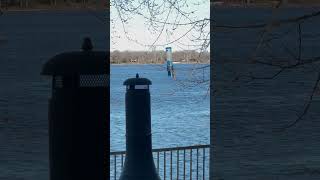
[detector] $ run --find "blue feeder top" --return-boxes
[123,73,152,86]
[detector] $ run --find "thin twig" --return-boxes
[276,72,320,132]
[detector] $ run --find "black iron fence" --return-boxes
[110,144,210,180]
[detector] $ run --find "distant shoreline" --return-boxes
[2,8,98,12]
[213,2,320,8]
[1,2,319,12]
[0,4,107,12]
[111,62,209,65]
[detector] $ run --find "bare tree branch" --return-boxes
[276,72,320,132]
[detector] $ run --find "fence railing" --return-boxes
[110,144,210,180]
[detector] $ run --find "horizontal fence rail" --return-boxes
[110,144,210,180]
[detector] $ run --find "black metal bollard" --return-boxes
[41,38,109,180]
[119,74,161,180]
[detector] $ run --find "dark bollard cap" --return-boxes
[82,37,93,51]
[123,74,152,86]
[41,38,107,76]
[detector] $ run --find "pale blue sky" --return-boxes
[111,0,210,52]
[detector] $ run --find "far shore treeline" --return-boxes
[110,50,210,64]
[0,0,107,9]
[218,0,320,4]
[1,0,319,10]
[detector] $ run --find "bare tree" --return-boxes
[210,1,320,179]
[212,0,320,131]
[111,0,211,96]
[111,0,210,51]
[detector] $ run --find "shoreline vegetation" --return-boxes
[0,0,108,11]
[110,50,210,65]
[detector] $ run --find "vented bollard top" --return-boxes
[123,73,152,90]
[41,37,107,76]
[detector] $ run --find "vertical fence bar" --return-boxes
[114,155,117,180]
[170,151,173,180]
[190,149,192,180]
[121,154,124,168]
[177,150,179,180]
[157,151,160,173]
[183,149,186,180]
[164,151,166,180]
[197,148,199,180]
[203,148,205,180]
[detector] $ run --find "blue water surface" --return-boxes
[110,64,210,151]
